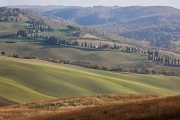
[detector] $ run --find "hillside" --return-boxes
[7,5,67,14]
[0,7,43,23]
[1,95,180,120]
[35,95,180,120]
[0,7,68,30]
[0,56,180,104]
[43,6,180,49]
[0,41,148,68]
[4,6,151,48]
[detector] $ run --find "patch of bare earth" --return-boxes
[0,99,14,108]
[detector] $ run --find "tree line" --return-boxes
[2,51,179,76]
[41,56,180,76]
[148,50,180,66]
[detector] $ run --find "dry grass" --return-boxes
[0,94,161,120]
[36,95,180,120]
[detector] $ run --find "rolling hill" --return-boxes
[43,6,180,49]
[0,56,180,104]
[0,5,180,120]
[0,40,149,68]
[1,94,180,120]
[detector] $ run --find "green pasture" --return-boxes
[158,49,180,59]
[27,28,72,38]
[0,57,180,103]
[75,39,132,48]
[0,22,28,36]
[80,34,99,39]
[0,41,147,68]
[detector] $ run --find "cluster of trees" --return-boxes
[44,6,180,50]
[17,24,55,38]
[110,65,179,76]
[27,24,54,32]
[45,36,145,54]
[82,27,149,48]
[0,17,19,22]
[0,7,20,22]
[0,7,21,17]
[46,36,79,46]
[13,54,19,58]
[17,29,27,37]
[41,56,180,76]
[0,7,68,28]
[47,39,126,51]
[148,50,180,66]
[2,50,178,76]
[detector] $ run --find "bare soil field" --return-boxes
[0,99,14,108]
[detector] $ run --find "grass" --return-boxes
[74,39,133,48]
[0,57,180,104]
[0,76,54,103]
[37,95,180,120]
[158,49,180,59]
[80,34,99,39]
[0,94,162,120]
[0,41,148,68]
[1,95,180,120]
[27,28,72,38]
[0,22,28,36]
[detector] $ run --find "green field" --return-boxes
[0,22,28,36]
[158,49,180,59]
[80,34,99,39]
[75,39,133,48]
[27,28,73,38]
[0,57,180,103]
[0,41,147,68]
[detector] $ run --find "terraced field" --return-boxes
[0,57,180,103]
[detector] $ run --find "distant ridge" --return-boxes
[42,6,180,48]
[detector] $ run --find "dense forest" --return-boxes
[41,6,180,50]
[0,7,68,27]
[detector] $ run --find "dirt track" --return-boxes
[0,99,14,108]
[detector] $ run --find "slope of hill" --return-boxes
[44,6,180,49]
[0,22,28,36]
[1,95,180,120]
[35,95,180,120]
[0,56,180,104]
[0,7,68,29]
[0,6,150,48]
[7,5,67,14]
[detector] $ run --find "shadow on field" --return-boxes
[0,99,14,108]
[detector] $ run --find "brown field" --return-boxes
[0,99,14,108]
[0,94,162,120]
[1,94,180,120]
[40,95,180,120]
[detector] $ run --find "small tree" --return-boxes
[1,52,5,56]
[13,54,19,58]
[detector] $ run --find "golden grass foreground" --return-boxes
[0,94,180,120]
[0,94,162,120]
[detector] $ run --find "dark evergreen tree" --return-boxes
[1,52,5,56]
[90,42,93,48]
[84,42,87,47]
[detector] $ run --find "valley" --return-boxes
[0,4,180,120]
